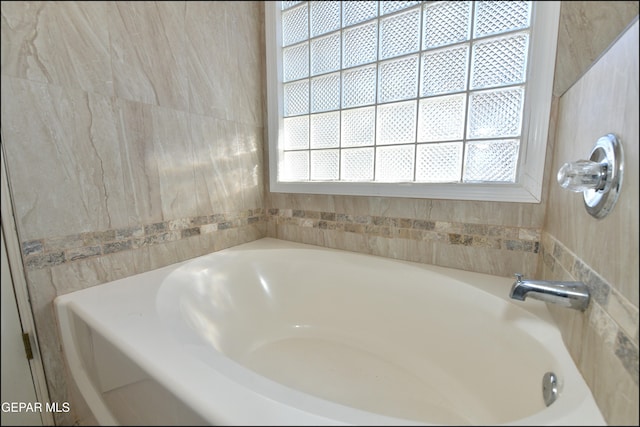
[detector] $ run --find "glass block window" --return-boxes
[269,1,559,202]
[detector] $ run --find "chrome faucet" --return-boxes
[509,273,590,311]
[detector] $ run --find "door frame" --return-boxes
[1,141,54,426]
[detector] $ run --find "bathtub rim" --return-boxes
[54,237,607,426]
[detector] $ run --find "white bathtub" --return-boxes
[55,237,606,426]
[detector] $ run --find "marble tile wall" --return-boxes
[1,2,266,425]
[554,1,639,96]
[1,1,638,426]
[541,18,639,425]
[265,202,543,277]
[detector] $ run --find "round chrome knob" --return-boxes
[556,133,624,219]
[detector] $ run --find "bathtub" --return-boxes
[54,237,606,426]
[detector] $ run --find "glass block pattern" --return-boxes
[380,8,421,59]
[342,107,376,147]
[377,101,417,145]
[378,55,419,103]
[282,151,309,181]
[416,142,463,182]
[310,1,341,37]
[283,42,309,82]
[381,1,421,15]
[282,4,308,47]
[342,1,378,27]
[343,21,378,68]
[311,73,340,113]
[311,149,339,180]
[474,1,531,38]
[376,144,415,181]
[310,112,340,148]
[282,1,302,11]
[341,147,374,180]
[463,139,519,182]
[418,94,466,142]
[277,0,532,184]
[421,44,469,96]
[342,65,377,108]
[283,80,309,116]
[283,116,309,150]
[471,32,529,89]
[423,1,471,49]
[311,33,341,76]
[468,87,524,139]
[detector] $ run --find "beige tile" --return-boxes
[237,124,266,210]
[149,105,198,220]
[191,115,227,215]
[184,2,233,120]
[109,1,188,110]
[0,77,130,239]
[26,269,70,425]
[607,289,640,347]
[592,334,639,425]
[113,98,164,225]
[228,1,265,126]
[432,243,538,277]
[1,1,112,96]
[554,2,639,96]
[550,20,639,307]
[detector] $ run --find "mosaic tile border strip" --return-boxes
[540,233,612,307]
[22,209,265,270]
[21,206,542,271]
[540,232,639,386]
[267,208,541,252]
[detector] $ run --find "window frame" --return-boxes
[265,1,561,203]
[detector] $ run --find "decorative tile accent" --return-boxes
[267,208,540,253]
[541,235,613,308]
[616,331,640,386]
[22,240,44,256]
[22,209,265,270]
[541,232,639,386]
[24,252,65,270]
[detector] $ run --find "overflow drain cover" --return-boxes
[542,371,558,406]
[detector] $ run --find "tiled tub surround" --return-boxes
[23,207,540,274]
[1,0,265,244]
[542,17,639,426]
[266,208,541,278]
[22,209,265,270]
[539,232,639,425]
[553,1,640,96]
[23,215,267,426]
[1,2,266,425]
[26,216,637,426]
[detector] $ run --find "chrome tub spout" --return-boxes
[509,274,590,311]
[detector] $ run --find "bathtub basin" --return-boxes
[55,237,606,425]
